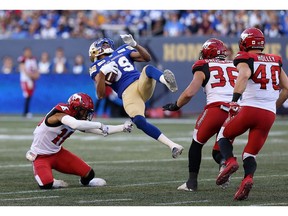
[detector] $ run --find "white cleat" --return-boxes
[163,69,178,92]
[171,144,184,159]
[177,183,196,192]
[88,178,107,187]
[52,179,68,188]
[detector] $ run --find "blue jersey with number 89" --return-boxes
[89,44,140,99]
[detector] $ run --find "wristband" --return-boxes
[232,92,242,102]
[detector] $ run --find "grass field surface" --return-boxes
[0,115,287,213]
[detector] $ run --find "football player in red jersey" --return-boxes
[88,35,184,159]
[163,38,238,191]
[26,92,133,189]
[216,27,288,200]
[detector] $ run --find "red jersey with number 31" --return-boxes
[192,59,238,105]
[234,51,282,113]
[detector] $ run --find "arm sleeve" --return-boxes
[61,115,102,130]
[84,125,124,135]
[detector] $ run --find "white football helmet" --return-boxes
[89,38,115,62]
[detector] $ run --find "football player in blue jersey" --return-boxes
[88,34,183,158]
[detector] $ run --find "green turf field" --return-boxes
[0,115,287,208]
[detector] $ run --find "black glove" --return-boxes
[162,101,180,111]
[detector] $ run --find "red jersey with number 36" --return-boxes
[192,59,238,105]
[30,103,75,155]
[234,51,282,113]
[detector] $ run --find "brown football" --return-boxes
[105,72,118,85]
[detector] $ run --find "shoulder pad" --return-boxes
[192,59,206,72]
[54,103,71,115]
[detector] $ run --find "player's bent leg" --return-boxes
[132,115,161,140]
[132,115,183,158]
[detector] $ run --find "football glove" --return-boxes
[100,61,118,76]
[100,123,109,137]
[123,120,133,133]
[229,102,240,117]
[162,101,180,111]
[120,34,137,47]
[26,150,37,162]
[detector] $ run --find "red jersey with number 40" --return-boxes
[30,103,75,155]
[192,59,238,105]
[234,51,282,113]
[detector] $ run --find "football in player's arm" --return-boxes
[26,92,133,189]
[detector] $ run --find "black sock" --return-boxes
[218,138,234,160]
[187,172,198,190]
[212,149,223,165]
[243,156,257,177]
[188,139,203,173]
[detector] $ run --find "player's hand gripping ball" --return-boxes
[100,61,119,85]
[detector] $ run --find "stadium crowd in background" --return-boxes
[0,10,288,40]
[1,10,288,75]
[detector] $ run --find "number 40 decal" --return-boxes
[252,64,281,90]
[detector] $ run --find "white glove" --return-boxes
[26,150,37,162]
[120,34,137,47]
[100,123,109,137]
[100,61,119,75]
[123,120,133,133]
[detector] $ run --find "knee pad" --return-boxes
[39,182,53,190]
[80,169,95,185]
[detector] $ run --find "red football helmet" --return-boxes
[239,27,265,52]
[68,93,94,120]
[199,38,227,60]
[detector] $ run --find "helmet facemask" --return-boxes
[89,38,115,62]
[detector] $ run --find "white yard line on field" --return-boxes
[0,195,59,201]
[78,198,133,204]
[157,200,210,205]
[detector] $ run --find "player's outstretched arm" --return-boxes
[84,120,133,136]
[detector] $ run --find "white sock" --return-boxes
[107,125,124,134]
[160,75,167,84]
[157,134,178,149]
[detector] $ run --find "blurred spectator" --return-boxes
[1,56,16,74]
[18,47,40,118]
[163,11,185,37]
[10,24,28,39]
[38,52,52,74]
[72,54,86,74]
[40,19,57,39]
[151,18,165,36]
[198,12,214,35]
[185,16,200,35]
[56,15,72,39]
[51,47,69,74]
